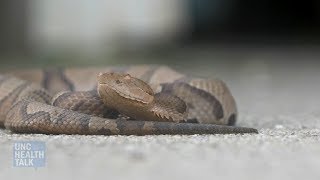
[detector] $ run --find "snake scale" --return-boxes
[0,65,257,135]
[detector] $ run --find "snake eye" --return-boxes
[115,80,121,84]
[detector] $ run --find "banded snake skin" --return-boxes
[0,66,257,135]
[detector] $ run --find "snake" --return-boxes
[0,65,257,135]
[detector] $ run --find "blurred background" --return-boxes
[1,0,320,68]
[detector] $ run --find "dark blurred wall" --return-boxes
[1,0,320,58]
[0,0,29,55]
[187,0,320,43]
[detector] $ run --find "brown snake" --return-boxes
[0,65,257,135]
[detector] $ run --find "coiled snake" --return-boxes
[0,66,257,135]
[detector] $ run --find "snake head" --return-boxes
[97,72,154,104]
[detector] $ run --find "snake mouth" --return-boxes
[97,82,111,90]
[98,82,107,85]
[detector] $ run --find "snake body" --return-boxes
[0,65,257,135]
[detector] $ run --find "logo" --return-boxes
[13,141,46,167]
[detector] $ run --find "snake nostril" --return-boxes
[115,80,121,84]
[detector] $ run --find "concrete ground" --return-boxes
[1,52,320,180]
